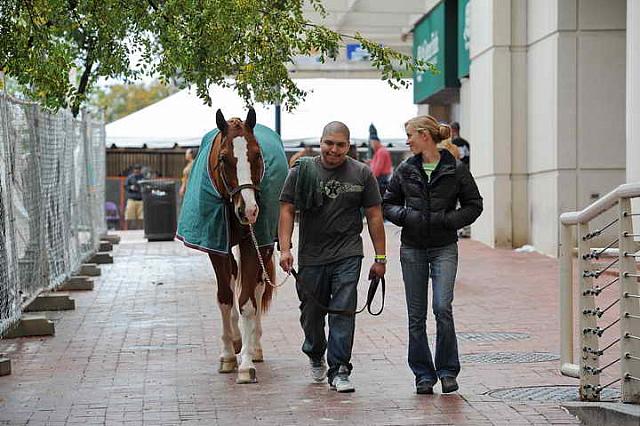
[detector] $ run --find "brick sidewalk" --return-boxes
[0,226,584,425]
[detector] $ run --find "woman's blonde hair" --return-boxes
[405,115,460,159]
[405,115,451,143]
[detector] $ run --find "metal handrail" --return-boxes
[560,183,640,226]
[559,182,640,403]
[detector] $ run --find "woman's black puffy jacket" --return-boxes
[383,150,483,248]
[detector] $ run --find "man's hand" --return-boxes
[280,250,294,273]
[369,262,385,280]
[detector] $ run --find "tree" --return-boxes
[93,82,179,123]
[0,0,431,117]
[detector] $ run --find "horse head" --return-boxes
[213,107,264,225]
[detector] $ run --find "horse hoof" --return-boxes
[233,340,242,354]
[253,349,264,362]
[218,357,237,373]
[236,368,257,384]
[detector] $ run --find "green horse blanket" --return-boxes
[176,124,288,254]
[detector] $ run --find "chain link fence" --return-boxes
[0,93,105,335]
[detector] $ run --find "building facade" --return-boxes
[413,0,637,256]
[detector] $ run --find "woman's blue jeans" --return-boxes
[296,256,361,382]
[400,243,460,385]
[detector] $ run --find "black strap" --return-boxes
[290,268,385,317]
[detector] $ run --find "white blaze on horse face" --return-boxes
[232,136,259,224]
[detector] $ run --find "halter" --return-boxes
[216,152,263,204]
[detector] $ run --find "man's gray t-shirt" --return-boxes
[280,156,382,266]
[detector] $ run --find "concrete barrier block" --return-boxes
[3,315,55,338]
[79,263,101,276]
[24,292,75,312]
[100,234,121,245]
[0,357,11,376]
[89,252,113,264]
[59,276,94,291]
[99,241,113,252]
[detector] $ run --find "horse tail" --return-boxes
[261,253,275,312]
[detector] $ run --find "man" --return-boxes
[279,121,386,393]
[366,124,393,195]
[124,164,144,229]
[450,122,470,166]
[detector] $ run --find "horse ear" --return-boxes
[245,107,256,130]
[216,109,227,133]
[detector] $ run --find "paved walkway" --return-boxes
[0,226,588,425]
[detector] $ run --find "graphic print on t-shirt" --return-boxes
[321,179,364,199]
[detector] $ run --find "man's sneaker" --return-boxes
[330,366,355,393]
[416,378,434,395]
[441,376,459,393]
[310,358,327,383]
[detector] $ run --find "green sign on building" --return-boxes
[458,0,470,78]
[413,0,459,104]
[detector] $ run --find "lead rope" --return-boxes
[248,223,291,288]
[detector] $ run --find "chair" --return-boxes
[105,201,121,230]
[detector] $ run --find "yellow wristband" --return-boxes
[374,254,386,259]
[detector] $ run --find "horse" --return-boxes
[176,107,288,384]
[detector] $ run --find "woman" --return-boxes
[383,115,482,395]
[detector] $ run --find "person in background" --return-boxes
[124,164,145,230]
[383,115,482,396]
[179,148,196,197]
[450,122,470,167]
[450,122,472,238]
[288,143,318,167]
[366,123,393,196]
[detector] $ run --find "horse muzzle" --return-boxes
[235,204,259,225]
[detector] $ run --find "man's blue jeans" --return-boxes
[296,256,361,382]
[400,243,460,385]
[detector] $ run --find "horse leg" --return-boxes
[230,245,242,354]
[254,246,275,362]
[236,292,258,383]
[231,301,242,354]
[235,241,260,384]
[252,281,265,363]
[209,253,238,373]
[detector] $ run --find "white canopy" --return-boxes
[105,79,416,148]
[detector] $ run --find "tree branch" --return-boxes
[72,43,95,117]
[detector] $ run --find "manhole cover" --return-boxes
[487,385,621,402]
[457,332,530,342]
[460,351,559,364]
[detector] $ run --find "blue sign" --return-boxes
[346,44,370,62]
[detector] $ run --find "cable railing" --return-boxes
[559,183,640,403]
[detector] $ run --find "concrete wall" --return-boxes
[468,0,626,255]
[469,0,513,247]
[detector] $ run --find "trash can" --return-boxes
[140,179,177,241]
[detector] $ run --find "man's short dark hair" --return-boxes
[321,121,350,140]
[450,122,460,131]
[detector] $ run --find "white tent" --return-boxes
[105,79,417,148]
